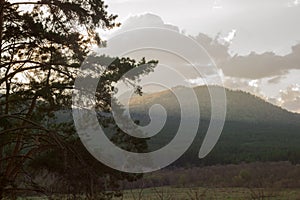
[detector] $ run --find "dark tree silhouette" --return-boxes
[0,0,157,199]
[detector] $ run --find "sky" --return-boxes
[105,0,300,55]
[97,0,300,113]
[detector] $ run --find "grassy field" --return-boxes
[114,186,300,200]
[14,187,300,200]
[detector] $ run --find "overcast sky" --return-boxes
[99,0,300,113]
[105,0,300,55]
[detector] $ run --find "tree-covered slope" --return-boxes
[129,85,300,124]
[127,86,300,166]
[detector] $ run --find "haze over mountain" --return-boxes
[125,86,300,166]
[128,85,300,123]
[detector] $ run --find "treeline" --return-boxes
[122,161,300,189]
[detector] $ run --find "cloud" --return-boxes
[223,77,263,96]
[108,13,300,81]
[193,33,231,65]
[222,78,300,113]
[223,29,236,44]
[120,13,179,32]
[117,13,231,63]
[220,44,300,79]
[278,84,300,113]
[103,13,219,81]
[185,77,205,85]
[267,76,284,84]
[212,0,223,9]
[185,70,223,86]
[266,97,279,105]
[287,0,300,7]
[191,30,299,80]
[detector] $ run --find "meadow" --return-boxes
[115,187,300,200]
[16,187,300,200]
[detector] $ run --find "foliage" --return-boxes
[0,0,157,199]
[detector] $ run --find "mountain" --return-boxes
[126,86,300,166]
[129,85,300,124]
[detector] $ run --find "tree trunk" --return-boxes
[0,187,4,200]
[0,0,4,61]
[0,2,5,200]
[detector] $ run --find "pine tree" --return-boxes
[0,0,156,198]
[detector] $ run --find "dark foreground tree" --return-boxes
[0,0,156,199]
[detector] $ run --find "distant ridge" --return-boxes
[128,85,300,124]
[126,85,300,166]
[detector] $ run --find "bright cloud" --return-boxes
[223,29,236,43]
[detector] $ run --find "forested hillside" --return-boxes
[128,86,300,166]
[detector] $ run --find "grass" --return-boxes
[14,186,300,200]
[114,186,300,200]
